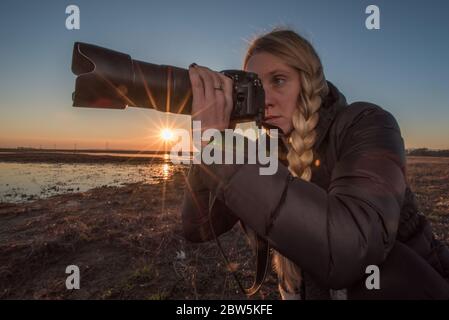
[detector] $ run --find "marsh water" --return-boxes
[0,152,189,203]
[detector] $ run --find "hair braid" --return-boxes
[244,28,329,297]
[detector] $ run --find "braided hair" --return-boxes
[243,28,329,296]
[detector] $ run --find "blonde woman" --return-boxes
[181,29,449,299]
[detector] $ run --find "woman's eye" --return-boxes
[273,77,286,86]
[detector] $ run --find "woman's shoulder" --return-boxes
[333,101,401,135]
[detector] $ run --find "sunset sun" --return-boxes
[160,128,174,141]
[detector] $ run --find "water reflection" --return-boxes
[0,160,186,203]
[162,163,171,180]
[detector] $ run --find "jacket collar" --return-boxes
[314,81,348,149]
[276,81,347,154]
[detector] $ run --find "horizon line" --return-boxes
[1,147,449,153]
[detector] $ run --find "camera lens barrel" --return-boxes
[72,42,193,114]
[71,42,264,124]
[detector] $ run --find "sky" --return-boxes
[0,0,448,150]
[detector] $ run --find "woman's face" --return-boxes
[245,52,301,135]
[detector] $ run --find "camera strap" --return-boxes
[208,190,270,298]
[245,234,270,296]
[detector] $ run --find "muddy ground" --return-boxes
[0,167,278,300]
[0,156,448,299]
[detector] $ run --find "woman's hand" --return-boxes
[188,64,234,134]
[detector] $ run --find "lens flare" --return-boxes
[160,128,174,141]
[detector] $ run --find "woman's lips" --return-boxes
[262,116,284,134]
[263,116,282,130]
[264,115,281,122]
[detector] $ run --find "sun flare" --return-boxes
[160,128,174,141]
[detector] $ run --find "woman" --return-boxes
[181,29,449,299]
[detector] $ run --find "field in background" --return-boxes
[406,157,449,241]
[0,156,448,299]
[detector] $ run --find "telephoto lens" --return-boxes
[71,42,265,125]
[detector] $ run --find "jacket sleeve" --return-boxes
[181,164,239,243]
[206,104,407,289]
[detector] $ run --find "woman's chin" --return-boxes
[262,122,289,136]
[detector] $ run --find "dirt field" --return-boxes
[406,157,449,241]
[0,156,448,299]
[0,167,278,300]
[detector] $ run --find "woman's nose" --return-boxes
[264,105,273,118]
[264,88,275,115]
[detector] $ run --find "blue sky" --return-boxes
[0,0,448,149]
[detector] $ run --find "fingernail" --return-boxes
[189,63,197,68]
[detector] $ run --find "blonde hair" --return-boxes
[243,28,329,294]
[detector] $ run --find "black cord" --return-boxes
[207,189,250,298]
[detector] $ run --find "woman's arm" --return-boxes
[180,64,239,242]
[181,164,239,243]
[199,103,406,289]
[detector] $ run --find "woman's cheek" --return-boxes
[284,121,294,135]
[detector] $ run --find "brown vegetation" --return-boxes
[0,156,448,299]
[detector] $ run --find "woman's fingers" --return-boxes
[208,70,227,118]
[188,65,204,117]
[218,73,234,114]
[194,66,217,106]
[188,64,233,131]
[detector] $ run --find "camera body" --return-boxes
[220,70,265,126]
[71,42,265,126]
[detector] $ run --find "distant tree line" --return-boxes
[406,148,449,157]
[3,147,449,157]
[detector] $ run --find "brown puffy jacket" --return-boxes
[181,81,449,299]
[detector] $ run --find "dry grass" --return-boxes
[0,156,448,299]
[406,156,449,242]
[0,169,278,300]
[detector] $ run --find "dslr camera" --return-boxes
[71,42,266,126]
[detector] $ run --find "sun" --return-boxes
[160,128,174,141]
